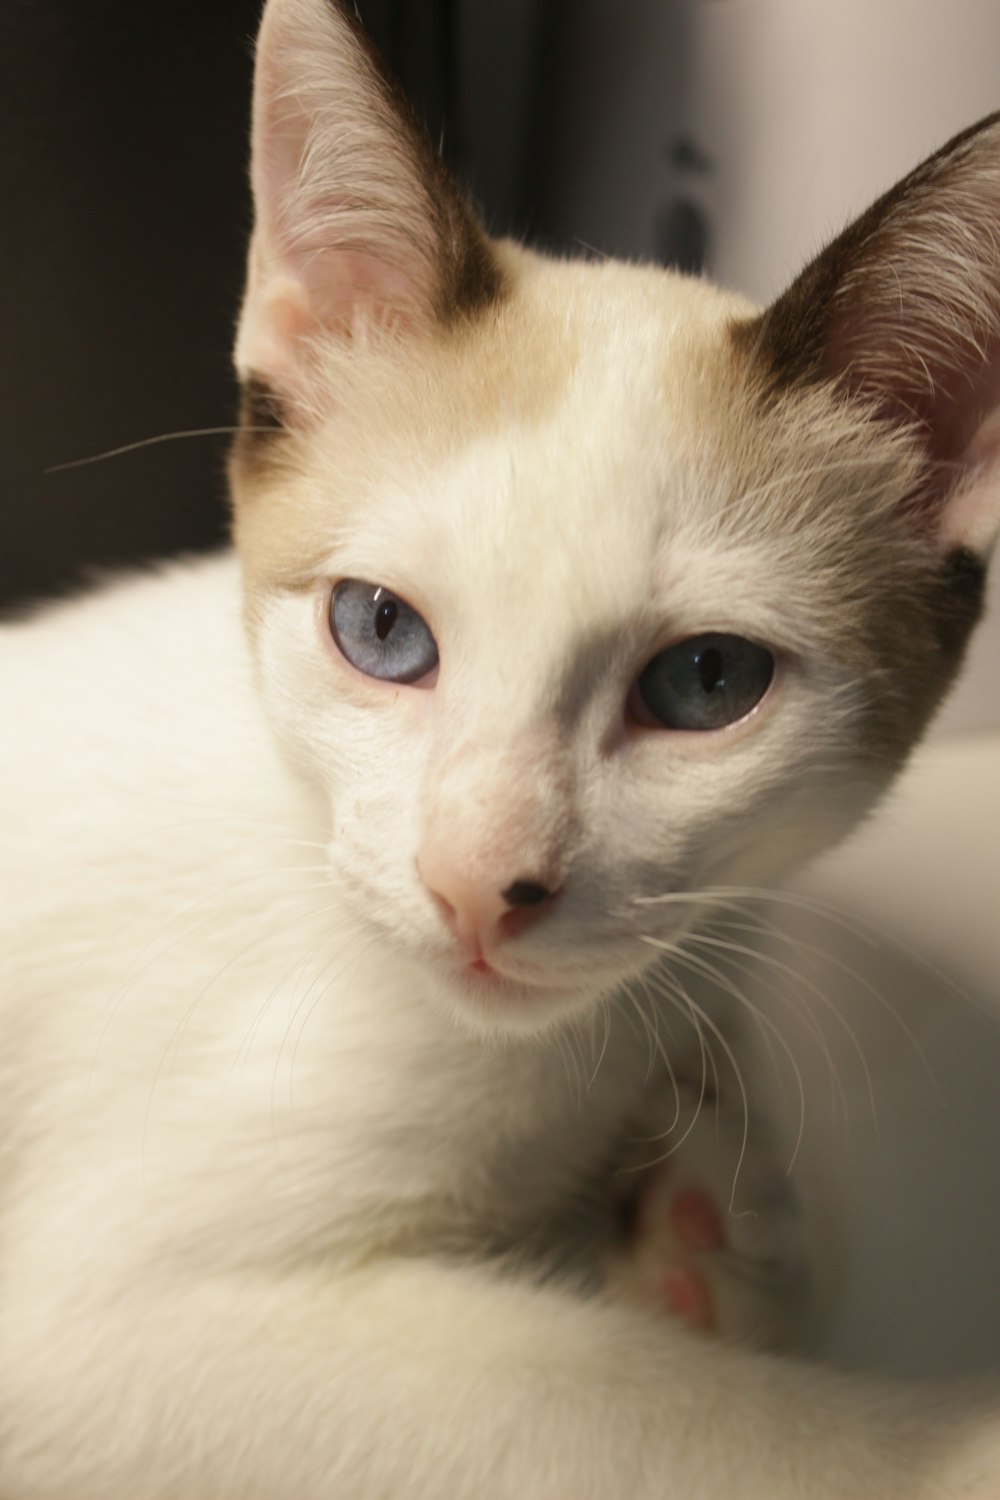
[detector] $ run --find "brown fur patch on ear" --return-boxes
[737,112,1000,405]
[330,0,505,324]
[235,0,507,405]
[240,377,285,433]
[722,328,990,767]
[857,544,988,762]
[933,546,988,659]
[229,377,286,479]
[732,221,867,395]
[727,115,1000,742]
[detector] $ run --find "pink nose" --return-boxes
[418,859,560,956]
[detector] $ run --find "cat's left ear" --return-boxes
[235,0,501,413]
[752,113,1000,560]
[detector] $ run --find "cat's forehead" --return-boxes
[239,257,762,573]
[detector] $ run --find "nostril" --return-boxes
[418,853,561,952]
[502,879,555,909]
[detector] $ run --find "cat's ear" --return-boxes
[235,0,501,413]
[751,114,1000,559]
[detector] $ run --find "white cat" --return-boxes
[2,1,1000,1495]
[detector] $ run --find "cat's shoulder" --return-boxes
[1,550,244,703]
[2,549,241,647]
[0,552,270,850]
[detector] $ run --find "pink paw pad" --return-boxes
[669,1187,725,1252]
[662,1265,716,1331]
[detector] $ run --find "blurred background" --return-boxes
[1,0,997,721]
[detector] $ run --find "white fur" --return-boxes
[3,555,997,1500]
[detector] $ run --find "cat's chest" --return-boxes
[254,971,653,1262]
[23,879,655,1271]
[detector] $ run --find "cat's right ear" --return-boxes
[235,0,502,420]
[747,114,1000,564]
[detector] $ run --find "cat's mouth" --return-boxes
[435,949,633,1033]
[414,913,691,1031]
[447,964,587,1030]
[462,956,544,991]
[460,957,568,997]
[468,957,498,978]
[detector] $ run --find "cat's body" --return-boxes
[3,1,1000,1495]
[0,556,974,1499]
[0,553,824,1497]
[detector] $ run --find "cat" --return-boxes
[2,0,1000,1495]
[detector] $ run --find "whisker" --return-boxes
[699,913,850,1134]
[619,982,694,1154]
[572,237,613,262]
[686,927,787,1092]
[638,880,983,1021]
[680,923,880,1139]
[45,425,275,474]
[554,1028,582,1104]
[631,968,718,1161]
[629,981,658,1085]
[566,1021,588,1108]
[626,982,665,1093]
[657,966,721,1110]
[634,884,877,947]
[633,979,683,1132]
[586,997,613,1090]
[641,953,752,1213]
[704,914,944,1102]
[668,935,808,1174]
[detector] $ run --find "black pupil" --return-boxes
[697,647,724,693]
[374,597,398,641]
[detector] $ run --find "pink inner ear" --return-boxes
[833,308,1000,471]
[828,319,1000,538]
[236,234,427,397]
[294,241,427,338]
[235,0,447,392]
[236,0,499,404]
[822,246,1000,545]
[761,117,1000,553]
[255,81,434,343]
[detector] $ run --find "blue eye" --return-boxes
[329,580,438,684]
[635,633,774,731]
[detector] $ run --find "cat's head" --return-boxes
[229,0,1000,1036]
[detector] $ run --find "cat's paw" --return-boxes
[604,1094,809,1350]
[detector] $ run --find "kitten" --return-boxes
[2,0,1000,1496]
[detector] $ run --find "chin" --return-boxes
[430,956,627,1041]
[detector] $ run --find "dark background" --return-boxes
[0,0,563,610]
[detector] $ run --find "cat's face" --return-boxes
[229,0,999,1035]
[233,253,971,1034]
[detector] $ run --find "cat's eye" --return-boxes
[633,633,774,731]
[329,580,438,684]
